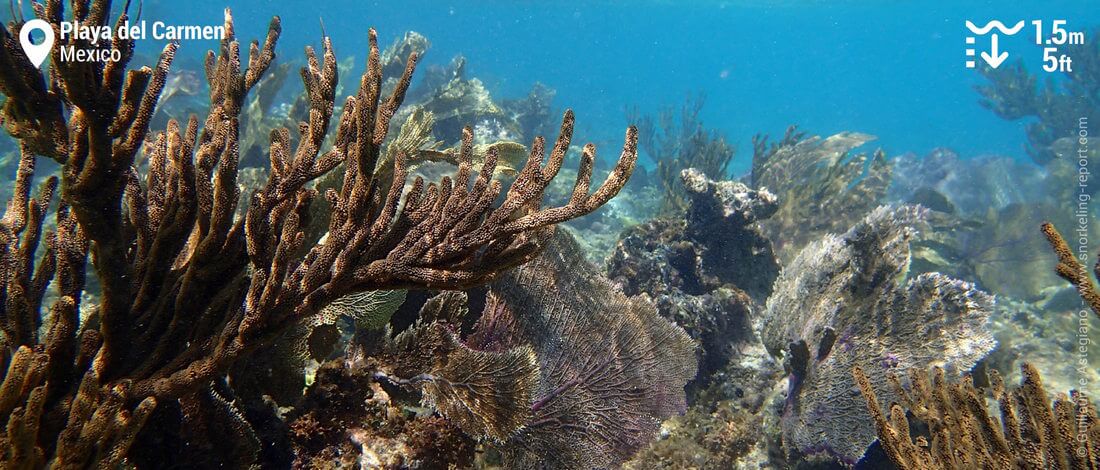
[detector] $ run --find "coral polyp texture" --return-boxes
[760,206,996,466]
[856,363,1100,469]
[0,0,640,466]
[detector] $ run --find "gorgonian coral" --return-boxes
[750,128,892,262]
[856,363,1099,469]
[0,0,638,465]
[760,206,996,466]
[377,232,697,469]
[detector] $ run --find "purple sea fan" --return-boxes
[479,231,698,469]
[760,206,996,466]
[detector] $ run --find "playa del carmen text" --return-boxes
[58,20,224,62]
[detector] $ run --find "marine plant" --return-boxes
[632,94,735,214]
[0,0,639,466]
[855,364,1099,469]
[750,126,892,262]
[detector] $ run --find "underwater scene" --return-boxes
[1,0,1099,468]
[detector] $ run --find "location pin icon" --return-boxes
[19,19,54,69]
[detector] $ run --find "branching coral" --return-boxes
[760,206,996,466]
[750,126,892,262]
[855,363,1099,469]
[975,29,1099,165]
[632,94,735,214]
[1042,221,1100,319]
[0,0,638,465]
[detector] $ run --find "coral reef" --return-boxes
[750,127,892,262]
[624,397,765,470]
[484,231,697,469]
[760,206,996,466]
[887,148,1099,302]
[0,1,639,466]
[889,149,1055,214]
[632,94,735,214]
[377,305,539,443]
[625,341,787,469]
[373,232,696,469]
[856,363,1099,469]
[607,169,778,387]
[288,350,476,469]
[983,296,1100,399]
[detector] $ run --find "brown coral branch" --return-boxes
[1041,221,1100,319]
[0,0,638,465]
[855,364,1098,470]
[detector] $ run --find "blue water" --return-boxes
[117,0,1095,174]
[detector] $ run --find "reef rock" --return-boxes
[609,168,779,302]
[760,206,996,466]
[607,169,779,386]
[288,351,476,469]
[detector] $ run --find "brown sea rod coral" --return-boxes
[760,206,996,466]
[855,364,1100,469]
[0,0,638,465]
[1041,221,1100,319]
